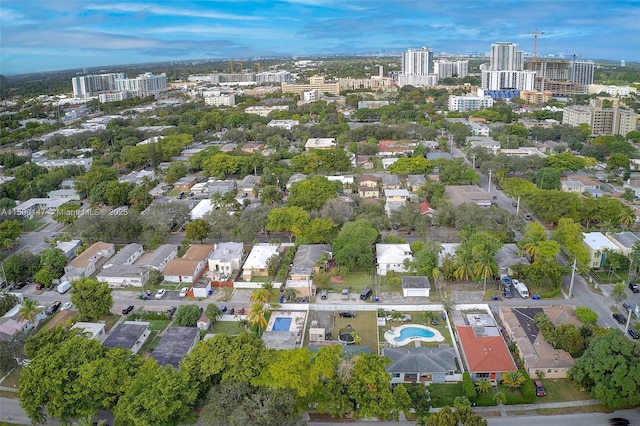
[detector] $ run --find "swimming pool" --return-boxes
[385,324,444,346]
[272,317,292,331]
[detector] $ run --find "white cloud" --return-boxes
[84,3,262,21]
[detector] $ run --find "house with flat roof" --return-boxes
[376,244,413,276]
[104,243,144,267]
[583,231,620,268]
[406,175,427,191]
[173,175,197,191]
[444,185,492,208]
[71,322,106,340]
[151,327,200,369]
[383,346,458,385]
[456,321,517,383]
[242,243,279,281]
[401,276,431,298]
[305,138,336,151]
[163,244,214,284]
[606,231,640,256]
[135,244,178,272]
[102,321,151,353]
[208,242,244,276]
[55,239,82,260]
[97,265,150,288]
[499,306,576,379]
[62,241,115,281]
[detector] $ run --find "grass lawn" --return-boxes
[536,378,592,402]
[211,321,243,335]
[148,319,170,332]
[330,270,375,293]
[140,331,162,353]
[22,218,46,232]
[0,367,22,389]
[428,382,463,407]
[101,314,120,332]
[333,310,378,348]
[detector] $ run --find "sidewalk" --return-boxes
[429,398,602,416]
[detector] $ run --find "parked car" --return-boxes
[622,302,633,313]
[360,288,372,300]
[339,311,357,318]
[45,301,62,316]
[320,289,328,300]
[61,302,73,310]
[612,313,626,324]
[167,306,177,316]
[502,287,513,299]
[341,288,349,300]
[122,305,134,315]
[13,282,27,290]
[534,380,546,396]
[155,289,166,299]
[628,329,639,339]
[629,281,640,293]
[179,287,189,298]
[609,418,630,426]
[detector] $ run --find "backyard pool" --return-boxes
[385,324,444,346]
[272,317,292,331]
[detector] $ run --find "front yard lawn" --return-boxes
[535,378,591,402]
[428,382,463,407]
[211,321,243,335]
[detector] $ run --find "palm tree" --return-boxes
[475,379,492,395]
[619,211,635,230]
[629,241,640,278]
[453,248,475,281]
[502,370,526,389]
[18,299,40,323]
[472,247,497,293]
[247,302,268,332]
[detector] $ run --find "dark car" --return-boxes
[13,282,28,290]
[629,329,640,339]
[45,301,62,316]
[534,380,546,396]
[629,281,640,293]
[339,311,357,318]
[122,305,134,315]
[609,418,630,426]
[360,288,373,300]
[612,313,626,324]
[523,214,533,221]
[502,287,513,299]
[622,302,633,313]
[167,306,177,316]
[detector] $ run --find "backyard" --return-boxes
[332,310,378,348]
[377,310,452,349]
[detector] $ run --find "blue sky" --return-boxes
[1,0,639,75]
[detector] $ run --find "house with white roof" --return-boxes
[242,243,279,281]
[376,244,413,276]
[582,232,620,268]
[62,241,115,282]
[208,242,244,277]
[135,244,178,272]
[305,138,336,151]
[97,243,149,288]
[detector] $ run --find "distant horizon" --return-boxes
[1,0,639,76]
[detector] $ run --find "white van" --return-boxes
[57,281,71,294]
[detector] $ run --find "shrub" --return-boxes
[462,372,476,402]
[574,306,598,325]
[519,370,536,403]
[540,287,561,298]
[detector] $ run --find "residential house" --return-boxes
[135,244,178,272]
[401,276,431,297]
[378,140,406,157]
[191,179,236,199]
[173,176,197,191]
[381,158,399,169]
[55,239,82,260]
[197,312,211,331]
[327,175,355,194]
[384,189,410,203]
[286,173,307,190]
[466,136,500,153]
[606,232,640,256]
[241,142,264,154]
[305,138,336,151]
[102,321,151,354]
[192,280,212,298]
[242,243,279,281]
[380,174,402,190]
[0,303,48,341]
[383,346,457,385]
[48,189,81,201]
[358,174,379,199]
[456,319,516,383]
[406,175,427,191]
[499,306,576,379]
[208,242,244,277]
[119,170,156,185]
[97,265,150,288]
[163,244,214,284]
[104,243,144,267]
[287,245,332,296]
[583,232,620,268]
[237,175,260,197]
[418,201,435,217]
[151,327,200,368]
[376,244,413,276]
[444,185,492,208]
[426,152,454,161]
[356,155,374,169]
[71,322,106,340]
[267,119,299,130]
[63,241,115,281]
[561,180,585,194]
[623,178,640,198]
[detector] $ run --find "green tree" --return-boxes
[475,379,492,394]
[570,330,640,408]
[34,248,68,285]
[3,252,41,284]
[18,298,40,323]
[186,218,210,243]
[174,304,202,327]
[266,206,310,243]
[205,304,223,324]
[536,167,561,190]
[287,176,337,211]
[574,307,598,325]
[333,219,379,271]
[405,241,441,277]
[387,157,434,175]
[71,278,113,321]
[502,370,526,389]
[164,162,188,184]
[258,185,283,206]
[74,164,118,196]
[0,219,21,250]
[53,201,82,225]
[611,282,627,304]
[114,359,198,426]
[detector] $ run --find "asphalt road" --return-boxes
[487,408,640,425]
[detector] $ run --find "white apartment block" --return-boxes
[72,73,127,98]
[402,47,434,74]
[204,94,235,107]
[115,72,168,97]
[434,60,469,78]
[256,71,292,84]
[588,84,637,97]
[398,74,439,88]
[38,158,93,170]
[244,105,289,117]
[490,42,523,71]
[267,120,299,130]
[448,94,494,112]
[98,91,133,103]
[481,70,536,91]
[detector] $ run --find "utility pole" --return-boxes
[487,169,493,193]
[569,258,577,298]
[449,134,453,154]
[516,195,520,214]
[471,154,476,170]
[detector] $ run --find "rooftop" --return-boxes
[583,232,619,250]
[457,326,516,373]
[151,326,200,369]
[383,346,456,373]
[103,321,149,350]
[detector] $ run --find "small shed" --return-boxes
[309,327,325,342]
[192,280,211,298]
[401,276,431,297]
[197,313,211,331]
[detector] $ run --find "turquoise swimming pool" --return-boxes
[385,324,445,346]
[272,317,292,331]
[397,326,434,340]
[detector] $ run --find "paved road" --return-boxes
[487,408,640,425]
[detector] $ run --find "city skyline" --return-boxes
[1,0,639,76]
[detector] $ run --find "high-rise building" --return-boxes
[563,99,638,136]
[481,70,536,91]
[434,60,469,79]
[72,73,127,98]
[402,47,434,75]
[570,60,595,87]
[116,73,168,97]
[256,71,292,84]
[490,42,523,71]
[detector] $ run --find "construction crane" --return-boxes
[523,28,545,63]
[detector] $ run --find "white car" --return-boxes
[155,289,166,299]
[179,287,188,298]
[61,302,73,310]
